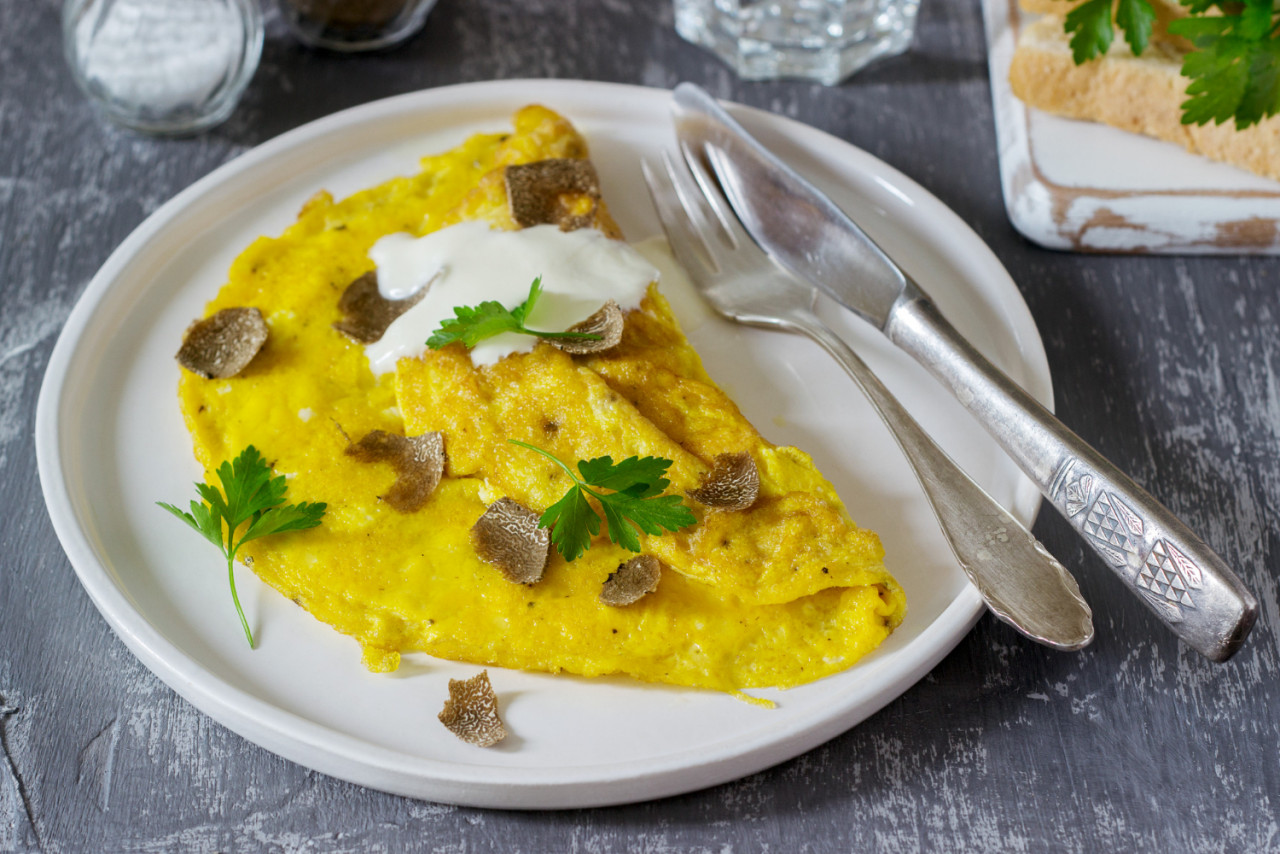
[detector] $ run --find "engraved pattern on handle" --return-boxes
[1050,459,1203,624]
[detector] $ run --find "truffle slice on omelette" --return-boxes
[178,105,906,693]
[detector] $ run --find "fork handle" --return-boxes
[885,292,1257,661]
[790,311,1093,650]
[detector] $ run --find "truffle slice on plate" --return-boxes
[438,671,506,748]
[176,307,268,379]
[472,498,550,585]
[505,158,604,232]
[344,430,445,513]
[552,300,624,355]
[689,452,760,511]
[599,555,662,606]
[332,270,426,344]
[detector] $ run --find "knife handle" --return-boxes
[885,292,1257,661]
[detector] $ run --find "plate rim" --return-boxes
[36,78,1049,808]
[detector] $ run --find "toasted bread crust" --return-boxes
[1010,16,1280,182]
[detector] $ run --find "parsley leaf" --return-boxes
[426,276,603,351]
[576,455,670,497]
[1065,0,1115,63]
[1062,0,1280,128]
[1169,0,1280,128]
[1064,0,1155,62]
[427,299,523,350]
[540,484,599,563]
[159,446,326,648]
[1115,0,1157,54]
[509,440,697,562]
[510,275,542,326]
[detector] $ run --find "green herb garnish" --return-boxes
[1168,1,1280,127]
[158,446,326,648]
[426,276,602,351]
[1065,0,1156,63]
[1063,0,1280,129]
[509,440,697,563]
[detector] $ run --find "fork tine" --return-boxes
[641,157,715,278]
[660,150,732,267]
[678,141,753,252]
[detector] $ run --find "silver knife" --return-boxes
[672,82,1258,662]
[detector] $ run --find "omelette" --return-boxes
[177,105,906,694]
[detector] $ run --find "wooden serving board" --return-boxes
[983,0,1280,253]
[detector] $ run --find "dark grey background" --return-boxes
[2,0,1277,851]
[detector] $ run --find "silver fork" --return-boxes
[644,148,1094,650]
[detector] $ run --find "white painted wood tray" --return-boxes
[983,0,1280,253]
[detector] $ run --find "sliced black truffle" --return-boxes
[472,498,550,585]
[332,270,425,344]
[505,158,603,231]
[599,555,662,607]
[176,307,268,379]
[438,670,506,748]
[345,430,444,513]
[689,452,760,511]
[551,300,624,355]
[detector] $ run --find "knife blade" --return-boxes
[672,82,1258,662]
[672,83,915,331]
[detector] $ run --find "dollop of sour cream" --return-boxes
[364,222,661,373]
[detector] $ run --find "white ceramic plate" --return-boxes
[36,80,1052,809]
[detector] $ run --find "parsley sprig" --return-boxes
[1169,1,1280,127]
[158,446,326,648]
[1062,0,1280,129]
[427,276,602,351]
[1065,0,1157,63]
[509,440,697,562]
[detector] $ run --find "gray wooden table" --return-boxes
[3,0,1277,850]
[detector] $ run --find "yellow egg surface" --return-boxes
[177,105,906,693]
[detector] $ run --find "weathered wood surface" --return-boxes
[2,0,1277,850]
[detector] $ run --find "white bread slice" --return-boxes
[1018,0,1193,51]
[1009,15,1280,182]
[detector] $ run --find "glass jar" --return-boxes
[63,0,263,135]
[278,0,438,52]
[674,0,921,86]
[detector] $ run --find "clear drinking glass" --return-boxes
[278,0,438,52]
[63,0,263,135]
[674,0,921,85]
